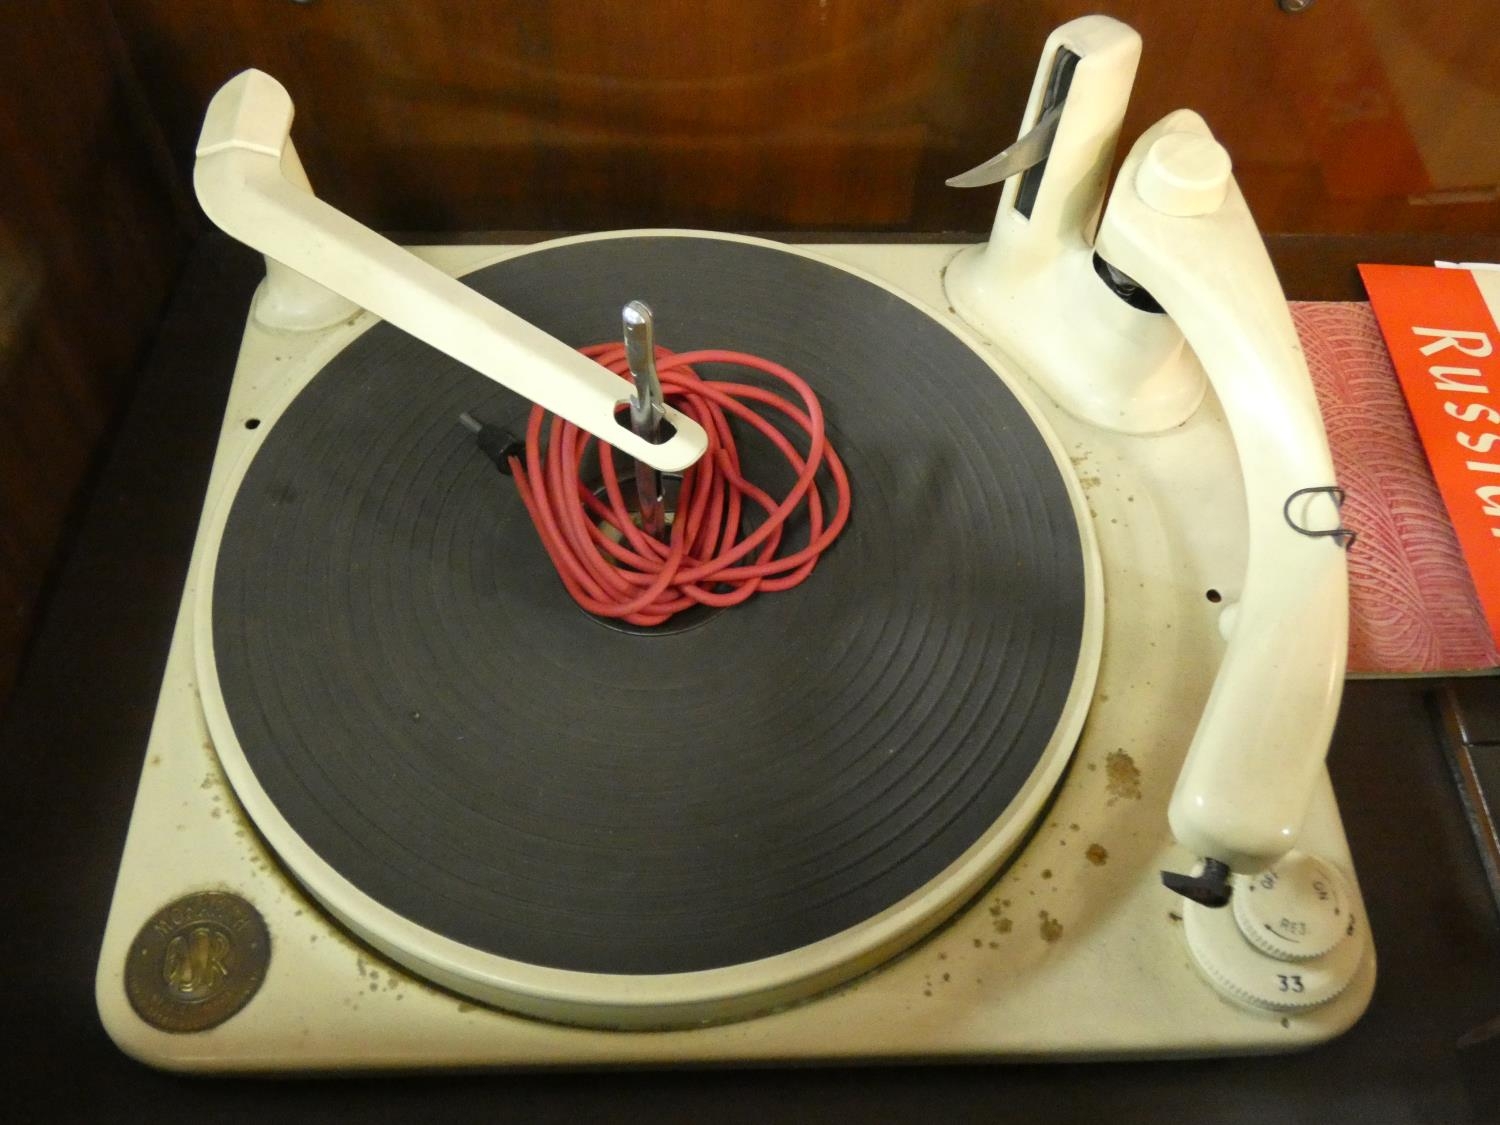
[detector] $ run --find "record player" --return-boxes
[96,16,1376,1069]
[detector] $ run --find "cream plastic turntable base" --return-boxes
[97,240,1374,1070]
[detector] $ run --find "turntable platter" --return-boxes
[195,234,1098,1026]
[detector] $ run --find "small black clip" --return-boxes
[1283,485,1355,549]
[458,412,526,475]
[1161,858,1233,909]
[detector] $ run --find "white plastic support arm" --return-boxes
[192,69,707,474]
[1095,110,1349,873]
[942,15,1206,435]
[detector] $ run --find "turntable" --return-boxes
[96,16,1376,1069]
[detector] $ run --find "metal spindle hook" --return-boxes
[622,301,667,539]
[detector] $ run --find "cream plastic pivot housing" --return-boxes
[944,17,1350,880]
[192,69,707,474]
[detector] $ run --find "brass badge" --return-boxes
[124,891,271,1033]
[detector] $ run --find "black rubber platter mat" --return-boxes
[210,236,1087,975]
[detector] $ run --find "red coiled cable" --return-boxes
[508,343,851,627]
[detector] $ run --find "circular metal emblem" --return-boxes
[124,891,271,1033]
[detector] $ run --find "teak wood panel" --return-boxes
[113,0,1500,235]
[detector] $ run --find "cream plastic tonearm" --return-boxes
[191,69,707,474]
[945,17,1350,885]
[1095,110,1348,878]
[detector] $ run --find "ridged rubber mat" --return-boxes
[209,237,1086,974]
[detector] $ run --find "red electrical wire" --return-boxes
[508,342,851,627]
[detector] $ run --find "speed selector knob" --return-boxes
[1233,852,1351,961]
[1182,851,1370,1013]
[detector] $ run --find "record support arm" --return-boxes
[191,69,707,474]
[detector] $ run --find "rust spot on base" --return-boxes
[1085,843,1108,866]
[1105,749,1142,801]
[1039,911,1063,943]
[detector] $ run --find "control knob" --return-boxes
[1182,851,1369,1012]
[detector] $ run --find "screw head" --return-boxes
[1278,0,1315,12]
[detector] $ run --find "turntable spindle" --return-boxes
[501,291,852,626]
[621,301,667,539]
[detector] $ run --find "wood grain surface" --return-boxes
[111,0,1500,235]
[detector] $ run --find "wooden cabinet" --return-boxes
[112,0,1500,234]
